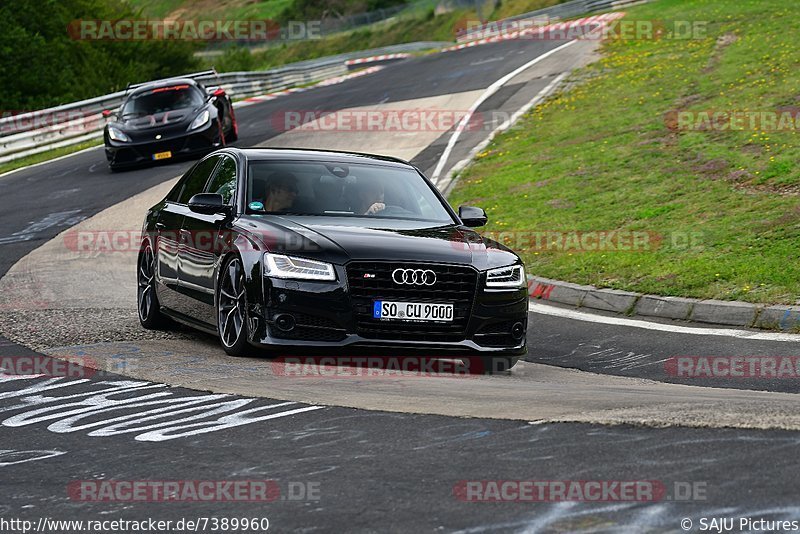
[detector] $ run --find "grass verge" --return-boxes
[203,8,472,72]
[448,0,800,304]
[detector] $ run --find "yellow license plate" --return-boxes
[152,151,172,160]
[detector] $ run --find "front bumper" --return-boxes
[248,263,528,356]
[105,121,222,168]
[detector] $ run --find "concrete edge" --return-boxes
[526,275,800,331]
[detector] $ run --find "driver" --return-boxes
[263,171,299,212]
[353,179,385,215]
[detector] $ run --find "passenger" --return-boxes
[263,171,299,212]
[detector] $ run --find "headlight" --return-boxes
[190,109,210,130]
[264,254,336,281]
[486,264,525,288]
[108,126,130,142]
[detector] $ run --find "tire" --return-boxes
[137,241,168,329]
[226,110,239,142]
[478,356,519,375]
[217,256,251,357]
[218,120,227,147]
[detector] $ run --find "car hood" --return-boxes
[114,107,198,132]
[237,215,521,271]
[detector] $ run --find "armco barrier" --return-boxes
[0,39,452,166]
[0,57,349,165]
[457,0,645,41]
[1,0,644,165]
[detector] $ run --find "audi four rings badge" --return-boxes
[392,268,436,285]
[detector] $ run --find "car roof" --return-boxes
[228,147,414,168]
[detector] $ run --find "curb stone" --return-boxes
[526,275,787,331]
[581,288,640,314]
[634,295,694,321]
[689,299,759,328]
[754,305,800,331]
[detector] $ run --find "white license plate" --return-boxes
[373,301,454,322]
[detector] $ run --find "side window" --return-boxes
[165,163,196,202]
[176,156,220,204]
[204,155,237,205]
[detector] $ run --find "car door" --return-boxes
[158,154,222,318]
[153,163,209,311]
[175,154,237,325]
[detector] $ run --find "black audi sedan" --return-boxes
[138,148,528,372]
[103,77,238,171]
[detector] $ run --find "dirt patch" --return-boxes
[674,93,706,109]
[728,169,752,182]
[694,158,729,178]
[769,205,800,226]
[510,179,553,193]
[735,183,800,197]
[740,143,763,155]
[703,32,739,74]
[546,198,575,209]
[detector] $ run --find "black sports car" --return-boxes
[137,148,528,372]
[103,75,238,170]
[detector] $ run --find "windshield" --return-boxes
[122,85,204,117]
[246,161,454,223]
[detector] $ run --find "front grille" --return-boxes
[347,261,478,342]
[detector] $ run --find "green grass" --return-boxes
[0,140,103,177]
[204,7,472,72]
[489,0,565,20]
[448,0,800,304]
[125,0,293,20]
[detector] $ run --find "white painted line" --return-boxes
[438,71,568,195]
[528,301,800,342]
[0,144,103,180]
[431,39,577,183]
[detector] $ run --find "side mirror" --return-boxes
[101,109,114,118]
[458,205,488,227]
[188,193,231,215]
[213,88,226,97]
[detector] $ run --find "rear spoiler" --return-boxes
[125,68,220,95]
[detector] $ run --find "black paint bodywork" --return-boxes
[140,148,528,356]
[104,78,237,170]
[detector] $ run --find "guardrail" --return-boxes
[457,0,646,41]
[0,41,449,166]
[0,0,644,166]
[0,57,351,165]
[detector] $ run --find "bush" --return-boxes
[0,0,200,110]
